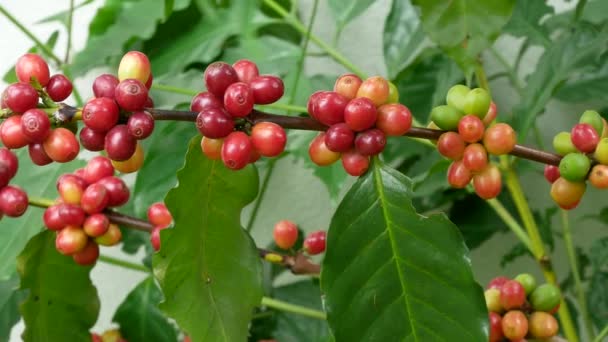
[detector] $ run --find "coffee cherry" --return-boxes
[488,312,503,342]
[571,123,600,153]
[514,273,537,295]
[127,111,155,140]
[463,88,491,119]
[43,128,80,163]
[544,165,560,183]
[83,213,110,237]
[201,137,223,160]
[250,75,284,104]
[250,122,286,157]
[83,97,120,132]
[96,176,130,207]
[221,131,253,170]
[447,160,472,188]
[204,62,239,98]
[430,105,463,130]
[311,91,348,126]
[304,230,326,255]
[84,156,115,184]
[458,115,485,143]
[446,84,470,113]
[0,115,30,148]
[0,185,28,217]
[43,205,64,231]
[95,223,122,246]
[551,177,585,209]
[3,83,38,113]
[56,226,88,255]
[437,132,466,160]
[190,92,223,112]
[595,138,608,164]
[223,82,254,117]
[387,82,399,103]
[81,183,110,214]
[150,226,165,251]
[333,74,362,100]
[341,149,370,176]
[309,133,341,166]
[73,240,100,266]
[580,110,604,136]
[483,101,498,126]
[105,125,137,161]
[355,129,386,156]
[45,74,73,101]
[118,51,151,84]
[483,123,516,155]
[115,79,148,111]
[147,202,173,228]
[376,104,412,136]
[306,91,326,121]
[57,174,85,204]
[273,220,298,249]
[500,280,526,310]
[473,164,502,199]
[325,124,355,153]
[553,131,577,155]
[356,76,389,107]
[462,143,488,173]
[530,283,561,312]
[196,107,235,139]
[232,59,259,84]
[590,165,608,189]
[487,276,510,290]
[528,312,559,339]
[559,153,590,182]
[79,127,106,152]
[16,53,50,86]
[501,310,528,340]
[20,109,51,143]
[344,97,377,132]
[57,203,86,227]
[0,148,18,187]
[112,141,144,173]
[92,74,119,99]
[484,288,502,313]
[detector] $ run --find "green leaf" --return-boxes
[0,274,25,341]
[328,0,375,31]
[587,271,608,330]
[500,243,529,268]
[411,0,515,74]
[503,0,553,47]
[554,55,608,103]
[114,276,178,342]
[450,194,510,250]
[321,161,487,341]
[512,22,608,141]
[18,230,99,342]
[3,31,60,84]
[590,237,608,271]
[0,150,85,280]
[153,137,262,342]
[383,0,426,79]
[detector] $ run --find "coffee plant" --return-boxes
[1,0,608,341]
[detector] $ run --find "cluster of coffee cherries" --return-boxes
[306,74,412,176]
[147,202,173,251]
[545,110,608,209]
[273,219,327,255]
[0,147,28,218]
[432,85,516,199]
[1,53,79,165]
[485,274,561,341]
[81,51,156,173]
[193,60,286,170]
[43,156,131,265]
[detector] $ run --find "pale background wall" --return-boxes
[1,0,597,341]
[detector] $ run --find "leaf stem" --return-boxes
[561,209,595,340]
[594,324,608,342]
[97,255,150,273]
[28,196,56,209]
[246,159,277,232]
[261,296,326,320]
[485,198,532,251]
[65,0,75,63]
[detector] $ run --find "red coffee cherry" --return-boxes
[250,75,284,104]
[83,97,120,132]
[437,132,465,160]
[571,123,600,153]
[190,92,222,112]
[83,213,110,237]
[21,109,51,143]
[16,53,50,86]
[92,74,119,99]
[105,125,137,161]
[150,225,166,251]
[500,280,526,310]
[57,203,86,227]
[57,174,86,205]
[43,205,65,231]
[196,107,234,139]
[356,76,389,107]
[84,156,115,184]
[501,310,528,340]
[544,165,560,183]
[311,91,348,126]
[232,59,260,84]
[55,226,88,255]
[45,74,73,102]
[309,132,341,166]
[204,62,239,98]
[221,131,253,170]
[95,223,122,246]
[483,123,516,155]
[96,176,130,207]
[3,83,39,113]
[376,103,412,136]
[147,202,173,228]
[223,82,254,117]
[0,185,28,217]
[487,276,510,290]
[473,164,502,200]
[0,148,19,187]
[115,79,148,111]
[341,149,370,176]
[306,91,326,121]
[304,230,327,255]
[344,97,377,132]
[447,160,472,189]
[250,122,286,157]
[81,183,110,214]
[489,312,503,342]
[458,114,485,143]
[73,240,100,266]
[1,115,31,149]
[43,128,80,163]
[79,127,105,152]
[325,123,355,153]
[201,137,223,160]
[111,141,144,174]
[354,129,386,156]
[334,74,362,100]
[273,220,299,249]
[462,143,488,173]
[127,111,155,140]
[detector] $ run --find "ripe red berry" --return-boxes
[221,131,253,170]
[309,133,341,166]
[196,107,235,139]
[45,74,73,101]
[500,280,526,310]
[334,74,362,100]
[150,225,165,251]
[0,185,28,217]
[0,148,19,187]
[487,276,510,290]
[115,79,148,111]
[105,125,137,161]
[311,91,348,126]
[344,97,377,132]
[0,115,30,149]
[127,111,155,140]
[437,132,466,160]
[43,128,80,163]
[306,91,326,121]
[571,123,600,153]
[473,164,502,199]
[190,92,222,112]
[325,123,355,152]
[81,183,110,214]
[55,226,88,255]
[16,53,50,86]
[250,75,284,104]
[21,108,51,143]
[118,51,151,84]
[483,123,516,155]
[57,203,86,227]
[3,83,39,113]
[92,74,120,99]
[458,115,485,143]
[223,82,254,117]
[83,213,110,237]
[73,240,100,265]
[201,137,223,160]
[502,310,528,340]
[148,202,173,228]
[544,165,560,183]
[83,97,120,132]
[84,156,114,184]
[304,230,326,255]
[232,59,260,84]
[341,149,370,176]
[462,143,488,173]
[57,174,86,204]
[273,220,299,249]
[95,223,122,246]
[376,103,412,136]
[111,141,144,174]
[356,76,389,107]
[354,129,386,156]
[43,205,64,231]
[96,176,130,207]
[447,160,472,188]
[489,312,503,342]
[204,62,239,98]
[79,127,106,151]
[250,122,286,157]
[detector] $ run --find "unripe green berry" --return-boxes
[530,283,561,312]
[463,88,491,119]
[430,105,463,130]
[387,82,399,104]
[580,110,604,137]
[553,132,578,155]
[446,84,470,112]
[595,138,608,165]
[514,273,537,295]
[559,153,591,182]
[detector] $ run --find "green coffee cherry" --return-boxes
[514,273,537,295]
[530,283,561,312]
[559,153,591,182]
[463,88,491,119]
[430,105,463,130]
[580,110,604,137]
[387,82,399,104]
[552,132,578,155]
[446,84,470,113]
[595,138,608,165]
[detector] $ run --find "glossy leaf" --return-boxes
[383,0,425,78]
[328,0,375,31]
[503,0,553,47]
[0,274,25,341]
[321,161,487,341]
[113,276,178,342]
[153,137,262,342]
[18,231,99,342]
